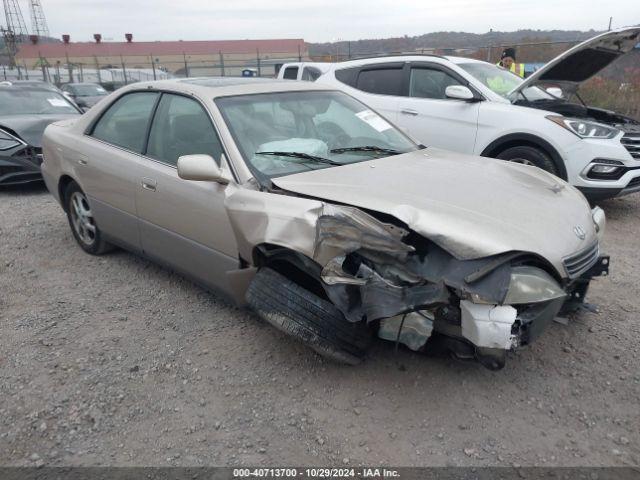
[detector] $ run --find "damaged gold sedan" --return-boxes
[42,78,609,369]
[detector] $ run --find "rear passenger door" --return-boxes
[134,93,239,294]
[346,64,403,123]
[81,91,160,252]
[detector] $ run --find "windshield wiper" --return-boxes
[330,145,402,155]
[255,151,342,166]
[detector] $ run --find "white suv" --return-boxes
[279,28,640,201]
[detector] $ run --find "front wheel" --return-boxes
[496,145,559,176]
[64,181,113,255]
[246,267,372,365]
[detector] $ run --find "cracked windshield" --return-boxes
[216,90,420,178]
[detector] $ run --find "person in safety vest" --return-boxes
[497,47,525,77]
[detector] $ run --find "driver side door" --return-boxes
[396,63,480,153]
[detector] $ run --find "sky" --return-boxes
[16,0,640,42]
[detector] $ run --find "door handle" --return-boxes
[401,108,419,116]
[141,178,157,192]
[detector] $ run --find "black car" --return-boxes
[0,82,81,186]
[61,82,109,110]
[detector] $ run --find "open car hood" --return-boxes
[509,27,640,96]
[271,148,597,277]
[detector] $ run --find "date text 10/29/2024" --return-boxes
[233,468,401,478]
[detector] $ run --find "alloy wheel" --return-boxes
[69,191,96,246]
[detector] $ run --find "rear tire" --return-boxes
[496,145,558,175]
[246,267,372,365]
[64,181,113,255]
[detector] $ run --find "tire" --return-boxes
[64,181,113,255]
[496,145,559,175]
[246,267,372,365]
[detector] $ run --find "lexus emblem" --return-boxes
[574,226,586,240]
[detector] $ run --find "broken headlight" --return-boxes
[547,115,619,139]
[0,129,22,151]
[503,266,566,305]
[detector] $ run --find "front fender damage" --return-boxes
[227,190,564,367]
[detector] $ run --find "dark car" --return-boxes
[0,82,81,186]
[61,82,109,110]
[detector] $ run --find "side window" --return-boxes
[91,92,159,153]
[335,67,358,88]
[410,68,462,99]
[356,68,403,95]
[146,94,223,167]
[301,67,321,81]
[283,66,299,80]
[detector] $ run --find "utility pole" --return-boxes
[28,0,49,37]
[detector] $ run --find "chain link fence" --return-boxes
[0,50,304,90]
[1,40,637,119]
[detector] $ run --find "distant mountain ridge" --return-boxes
[308,29,605,56]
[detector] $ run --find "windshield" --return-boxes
[69,84,108,96]
[0,89,79,115]
[459,62,554,101]
[216,91,419,180]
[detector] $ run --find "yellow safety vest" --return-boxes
[497,61,525,78]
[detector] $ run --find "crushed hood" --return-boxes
[272,148,596,276]
[0,114,79,147]
[510,27,640,96]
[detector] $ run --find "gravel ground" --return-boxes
[1,184,639,468]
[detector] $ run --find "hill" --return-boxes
[308,29,604,57]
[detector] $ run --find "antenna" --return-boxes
[29,0,49,37]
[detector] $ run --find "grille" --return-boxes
[621,134,640,159]
[563,241,599,278]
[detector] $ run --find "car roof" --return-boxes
[444,56,489,65]
[118,77,335,98]
[0,81,63,93]
[324,54,492,70]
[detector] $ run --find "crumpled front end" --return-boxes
[227,185,609,369]
[310,204,609,369]
[0,130,43,186]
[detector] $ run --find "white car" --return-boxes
[279,28,640,201]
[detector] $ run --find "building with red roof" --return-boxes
[16,36,308,77]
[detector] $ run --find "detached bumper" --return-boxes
[458,255,609,369]
[0,149,43,186]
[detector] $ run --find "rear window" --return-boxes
[301,67,321,81]
[0,89,78,115]
[282,67,299,80]
[356,68,403,95]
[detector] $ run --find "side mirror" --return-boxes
[546,87,564,98]
[177,154,232,184]
[445,85,476,101]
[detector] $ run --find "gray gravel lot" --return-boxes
[1,184,639,467]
